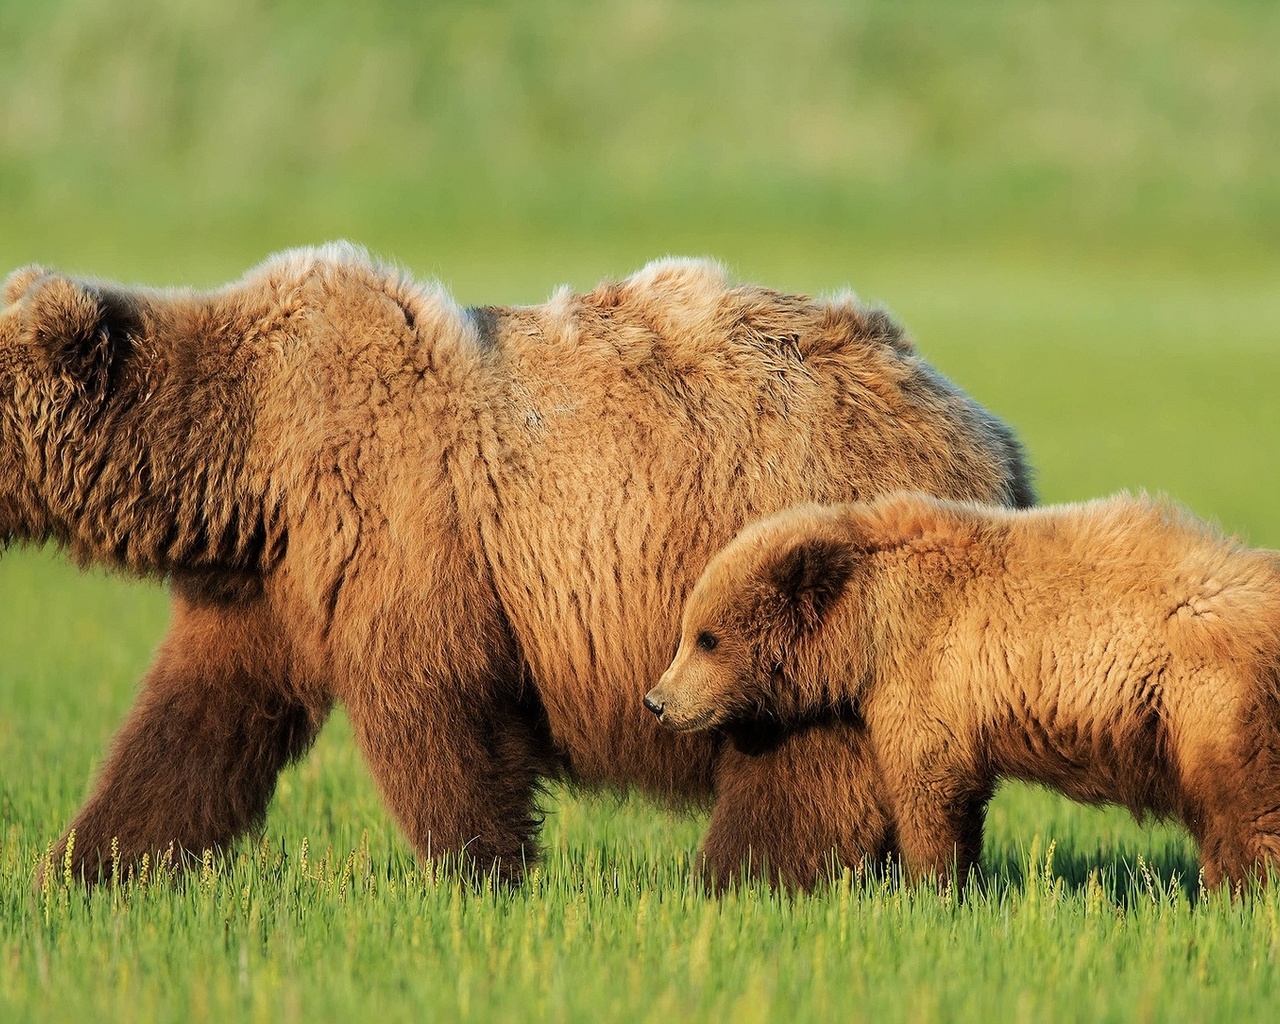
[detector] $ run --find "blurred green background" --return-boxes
[3,0,1278,274]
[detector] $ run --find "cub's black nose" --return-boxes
[643,692,665,717]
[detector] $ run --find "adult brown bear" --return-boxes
[0,244,1032,887]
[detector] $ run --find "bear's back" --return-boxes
[958,496,1280,708]
[860,495,1280,809]
[479,259,972,428]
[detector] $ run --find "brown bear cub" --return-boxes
[646,492,1280,889]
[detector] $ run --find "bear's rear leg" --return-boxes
[701,719,896,891]
[344,672,556,886]
[1190,775,1280,891]
[1178,699,1280,891]
[54,591,329,883]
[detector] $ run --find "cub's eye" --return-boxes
[696,631,719,653]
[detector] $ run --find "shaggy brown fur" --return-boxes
[648,493,1280,889]
[0,246,1032,888]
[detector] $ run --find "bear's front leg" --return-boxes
[701,719,897,891]
[53,588,329,882]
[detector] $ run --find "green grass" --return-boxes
[2,0,1279,282]
[3,0,1280,1020]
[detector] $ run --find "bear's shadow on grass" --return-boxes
[975,841,1204,907]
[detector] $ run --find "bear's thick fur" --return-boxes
[648,493,1280,888]
[0,245,1032,887]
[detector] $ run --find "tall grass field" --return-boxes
[2,1,1279,1021]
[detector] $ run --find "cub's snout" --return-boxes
[643,662,722,732]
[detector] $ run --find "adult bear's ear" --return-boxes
[19,275,116,394]
[768,535,856,631]
[2,265,50,307]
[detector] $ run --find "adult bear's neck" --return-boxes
[28,286,286,579]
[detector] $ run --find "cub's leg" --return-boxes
[1183,695,1280,891]
[701,720,896,891]
[1184,781,1261,891]
[342,668,556,886]
[891,787,988,889]
[55,585,328,882]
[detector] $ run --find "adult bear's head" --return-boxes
[0,267,120,546]
[0,265,283,577]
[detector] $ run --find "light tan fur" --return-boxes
[649,493,1280,889]
[0,246,1032,887]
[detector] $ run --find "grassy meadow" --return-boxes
[2,1,1279,1021]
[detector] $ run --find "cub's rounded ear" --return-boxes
[17,274,114,391]
[2,265,50,307]
[769,535,856,630]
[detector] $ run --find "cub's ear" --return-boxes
[768,535,856,630]
[17,274,115,392]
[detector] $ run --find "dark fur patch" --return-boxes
[466,305,502,352]
[769,536,856,630]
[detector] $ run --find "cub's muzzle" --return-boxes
[642,690,666,718]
